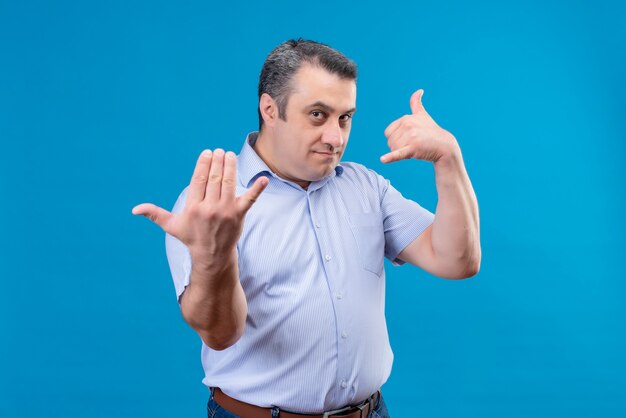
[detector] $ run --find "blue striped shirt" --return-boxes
[165,132,434,413]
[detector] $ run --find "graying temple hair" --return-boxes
[257,39,357,130]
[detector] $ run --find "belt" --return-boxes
[213,387,380,418]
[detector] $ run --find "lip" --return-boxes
[313,151,336,156]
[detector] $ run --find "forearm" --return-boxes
[431,139,481,277]
[180,249,248,350]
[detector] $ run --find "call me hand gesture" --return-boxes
[381,89,459,164]
[133,149,268,262]
[379,89,481,280]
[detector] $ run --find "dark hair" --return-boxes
[257,38,357,130]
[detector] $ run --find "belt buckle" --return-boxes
[322,391,377,418]
[322,404,352,418]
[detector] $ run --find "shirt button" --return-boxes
[341,331,348,339]
[341,380,348,389]
[315,221,321,228]
[325,254,332,262]
[336,293,343,300]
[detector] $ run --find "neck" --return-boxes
[254,129,310,189]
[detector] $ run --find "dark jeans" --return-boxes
[207,389,391,418]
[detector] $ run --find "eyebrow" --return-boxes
[307,101,356,114]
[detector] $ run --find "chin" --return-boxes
[300,161,338,182]
[315,167,335,180]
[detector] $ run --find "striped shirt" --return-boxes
[165,132,434,413]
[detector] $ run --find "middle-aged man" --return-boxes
[133,39,480,418]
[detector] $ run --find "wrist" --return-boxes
[188,249,240,298]
[433,133,461,166]
[190,247,237,274]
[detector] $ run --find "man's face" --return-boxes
[264,64,356,187]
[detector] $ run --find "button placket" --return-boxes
[309,190,351,400]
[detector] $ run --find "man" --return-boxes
[133,39,480,418]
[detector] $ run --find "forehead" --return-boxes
[288,64,356,111]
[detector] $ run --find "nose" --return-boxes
[321,123,344,150]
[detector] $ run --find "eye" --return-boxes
[311,111,325,119]
[339,113,353,124]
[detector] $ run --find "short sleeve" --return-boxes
[165,187,192,302]
[377,175,435,265]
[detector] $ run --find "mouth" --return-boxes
[313,150,338,156]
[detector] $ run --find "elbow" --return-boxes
[429,233,481,280]
[198,316,247,350]
[187,312,245,351]
[460,250,481,279]
[198,327,244,351]
[181,307,245,351]
[209,341,234,351]
[458,241,482,278]
[461,259,480,278]
[441,251,481,280]
[179,289,247,351]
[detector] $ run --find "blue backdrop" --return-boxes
[1,1,625,417]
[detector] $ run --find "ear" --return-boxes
[259,93,278,127]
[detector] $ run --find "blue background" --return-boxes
[1,0,625,417]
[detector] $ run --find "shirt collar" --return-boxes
[238,131,344,189]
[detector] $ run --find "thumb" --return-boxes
[238,176,269,213]
[410,89,425,114]
[132,203,175,233]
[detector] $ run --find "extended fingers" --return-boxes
[380,145,412,164]
[187,150,213,204]
[205,149,225,201]
[238,176,269,214]
[410,89,425,114]
[132,203,175,234]
[221,152,237,201]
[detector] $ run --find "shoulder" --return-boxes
[338,161,383,180]
[336,161,389,194]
